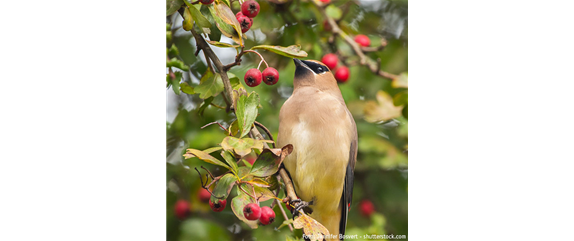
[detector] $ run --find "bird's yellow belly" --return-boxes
[282,118,350,220]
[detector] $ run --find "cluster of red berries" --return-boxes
[320,35,371,83]
[243,203,276,225]
[244,67,279,87]
[321,53,349,83]
[236,0,260,33]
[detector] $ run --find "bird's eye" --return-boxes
[317,67,323,72]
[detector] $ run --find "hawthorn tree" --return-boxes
[166,0,408,240]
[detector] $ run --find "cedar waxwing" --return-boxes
[278,59,358,240]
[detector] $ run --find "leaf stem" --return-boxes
[244,50,269,69]
[239,183,258,202]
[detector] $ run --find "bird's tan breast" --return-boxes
[277,89,354,213]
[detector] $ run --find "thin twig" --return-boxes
[201,121,228,132]
[239,183,258,201]
[194,167,225,198]
[276,199,294,231]
[203,50,216,74]
[188,27,302,227]
[190,28,234,110]
[209,102,226,109]
[314,1,397,80]
[223,47,245,71]
[201,166,216,179]
[254,121,275,148]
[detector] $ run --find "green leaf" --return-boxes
[402,104,408,119]
[166,58,189,71]
[251,185,276,201]
[194,68,224,99]
[231,186,258,229]
[167,72,182,95]
[180,82,194,94]
[197,96,214,116]
[208,5,242,46]
[200,5,222,41]
[168,44,179,58]
[250,145,293,177]
[393,91,407,106]
[251,45,308,58]
[242,159,253,167]
[228,73,245,91]
[221,136,255,157]
[392,72,408,88]
[203,146,223,154]
[166,0,184,16]
[166,30,172,43]
[182,7,193,31]
[237,166,253,180]
[228,120,239,136]
[235,92,259,138]
[210,173,237,201]
[325,5,342,20]
[184,2,212,33]
[213,1,243,46]
[220,0,231,7]
[207,40,240,48]
[183,148,229,168]
[221,150,239,174]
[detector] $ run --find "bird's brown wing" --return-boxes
[340,109,358,238]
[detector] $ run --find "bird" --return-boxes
[277,58,358,240]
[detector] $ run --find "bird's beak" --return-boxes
[293,58,304,67]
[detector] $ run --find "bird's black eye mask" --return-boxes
[294,59,329,79]
[302,60,329,74]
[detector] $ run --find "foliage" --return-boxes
[167,0,408,240]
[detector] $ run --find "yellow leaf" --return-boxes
[363,91,403,123]
[293,213,330,241]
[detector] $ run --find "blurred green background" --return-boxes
[406,0,574,240]
[167,0,407,240]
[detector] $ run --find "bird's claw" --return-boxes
[289,198,312,216]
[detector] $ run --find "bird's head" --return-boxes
[293,58,338,90]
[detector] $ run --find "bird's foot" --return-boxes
[289,198,313,216]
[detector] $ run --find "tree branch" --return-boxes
[189,27,303,221]
[314,1,398,80]
[190,28,234,111]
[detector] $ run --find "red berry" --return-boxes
[241,0,260,18]
[199,0,214,4]
[209,199,227,212]
[237,15,253,33]
[334,66,349,83]
[258,206,275,225]
[262,67,279,85]
[243,203,262,220]
[244,68,262,87]
[319,0,330,3]
[354,34,371,47]
[359,200,375,217]
[236,12,244,19]
[198,189,211,203]
[174,200,190,219]
[321,53,338,70]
